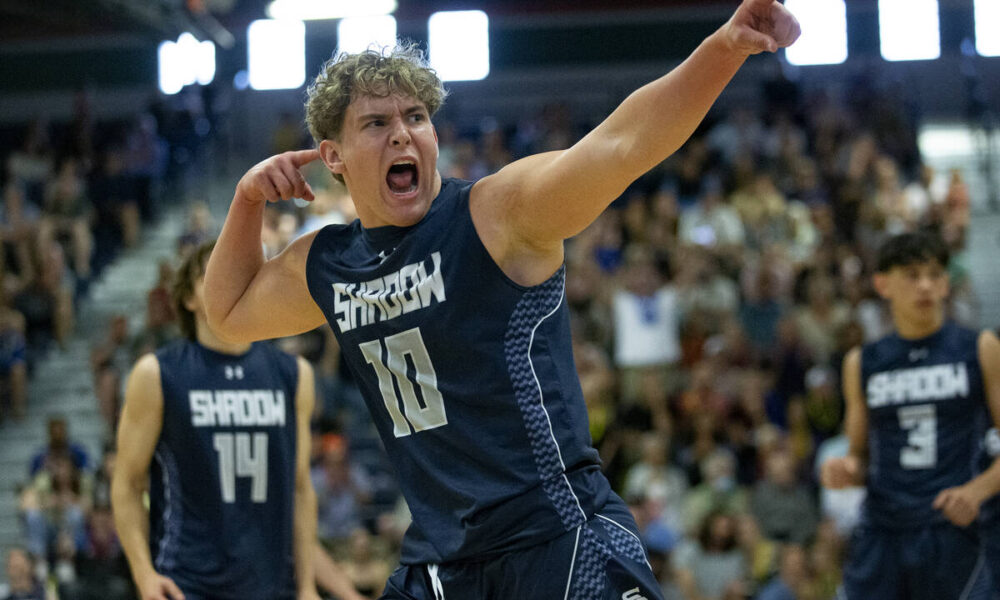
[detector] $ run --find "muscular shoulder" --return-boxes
[129,353,162,385]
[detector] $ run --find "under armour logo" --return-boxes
[225,365,245,380]
[908,348,928,362]
[622,588,648,600]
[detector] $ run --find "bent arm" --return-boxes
[964,331,1000,501]
[205,206,327,343]
[293,357,319,595]
[843,347,869,477]
[111,354,165,587]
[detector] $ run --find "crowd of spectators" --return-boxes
[1,72,981,600]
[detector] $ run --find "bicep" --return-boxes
[114,355,163,487]
[842,347,868,457]
[229,232,328,342]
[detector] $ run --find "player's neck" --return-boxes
[892,311,945,340]
[195,319,252,355]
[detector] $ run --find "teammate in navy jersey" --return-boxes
[204,2,800,597]
[821,232,1000,599]
[981,425,1000,598]
[111,242,321,600]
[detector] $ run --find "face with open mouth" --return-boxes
[320,93,442,229]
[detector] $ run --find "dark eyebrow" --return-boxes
[358,112,390,123]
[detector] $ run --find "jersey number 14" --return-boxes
[213,432,268,503]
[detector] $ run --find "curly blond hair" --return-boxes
[305,42,447,148]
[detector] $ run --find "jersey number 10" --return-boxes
[360,327,449,438]
[213,432,268,503]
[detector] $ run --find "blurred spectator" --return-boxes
[674,511,746,600]
[89,314,130,431]
[678,177,745,253]
[5,121,53,208]
[13,241,74,356]
[128,260,178,360]
[21,453,90,562]
[735,514,777,591]
[56,505,132,600]
[0,547,47,600]
[681,449,747,535]
[623,433,688,532]
[612,245,681,400]
[312,435,374,544]
[750,449,818,545]
[176,201,215,258]
[0,286,28,421]
[88,148,139,250]
[793,273,850,365]
[40,156,93,281]
[755,544,813,600]
[29,417,90,477]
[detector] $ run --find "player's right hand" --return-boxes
[138,572,186,600]
[235,149,320,206]
[821,455,863,489]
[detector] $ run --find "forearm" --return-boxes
[597,30,746,175]
[204,194,266,334]
[112,480,157,584]
[966,457,1000,505]
[314,546,366,600]
[293,484,318,593]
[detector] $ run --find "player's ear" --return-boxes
[872,272,890,299]
[318,139,345,177]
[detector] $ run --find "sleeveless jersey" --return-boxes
[860,321,988,529]
[149,340,299,599]
[305,178,611,564]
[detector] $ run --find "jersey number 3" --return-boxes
[898,404,937,469]
[360,327,448,438]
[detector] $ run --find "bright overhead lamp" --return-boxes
[266,0,396,20]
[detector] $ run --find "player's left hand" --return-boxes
[933,484,983,527]
[722,0,801,55]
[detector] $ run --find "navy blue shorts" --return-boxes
[981,517,1000,599]
[378,501,665,600]
[841,523,991,600]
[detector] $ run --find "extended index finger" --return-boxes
[288,149,321,167]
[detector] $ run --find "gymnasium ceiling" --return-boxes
[0,0,720,46]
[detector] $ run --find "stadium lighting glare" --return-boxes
[337,16,398,56]
[266,0,396,20]
[158,33,216,95]
[428,11,490,81]
[975,0,1000,56]
[784,0,847,66]
[248,19,306,90]
[879,0,941,61]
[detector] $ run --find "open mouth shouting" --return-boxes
[387,160,419,196]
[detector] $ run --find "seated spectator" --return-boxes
[89,314,130,431]
[1,182,43,288]
[674,511,747,600]
[175,201,214,258]
[21,453,91,562]
[0,547,46,600]
[5,120,53,208]
[57,505,132,600]
[623,433,688,532]
[29,416,90,477]
[750,448,818,545]
[13,241,74,356]
[755,544,813,600]
[88,147,139,250]
[793,273,850,365]
[40,156,92,281]
[0,288,28,421]
[128,260,178,360]
[735,513,778,591]
[681,449,747,536]
[312,435,373,544]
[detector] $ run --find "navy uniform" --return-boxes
[149,340,299,600]
[843,322,992,599]
[979,427,1000,598]
[305,179,662,599]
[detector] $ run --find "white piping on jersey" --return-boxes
[563,526,582,600]
[597,514,652,569]
[153,449,175,571]
[427,564,445,600]
[528,277,587,522]
[958,551,984,600]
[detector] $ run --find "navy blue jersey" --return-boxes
[149,340,299,599]
[860,322,988,528]
[305,178,611,564]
